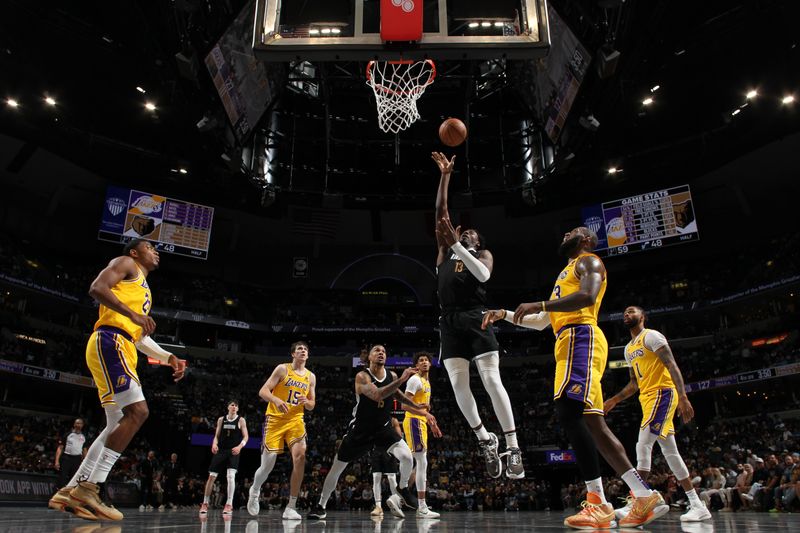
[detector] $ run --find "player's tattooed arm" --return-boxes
[356,368,417,402]
[604,367,639,414]
[655,344,695,422]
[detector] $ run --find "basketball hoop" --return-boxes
[366,59,436,134]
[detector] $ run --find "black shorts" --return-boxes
[439,308,500,361]
[370,447,399,474]
[208,449,240,474]
[336,422,402,464]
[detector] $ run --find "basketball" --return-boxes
[439,118,468,147]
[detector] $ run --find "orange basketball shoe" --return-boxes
[563,492,617,530]
[618,491,670,528]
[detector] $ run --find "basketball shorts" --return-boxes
[403,416,427,452]
[337,421,402,463]
[85,326,144,408]
[439,309,500,361]
[553,324,608,415]
[639,388,677,438]
[262,415,306,454]
[209,449,240,474]
[370,447,399,474]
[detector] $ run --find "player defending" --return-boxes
[48,239,186,521]
[482,227,668,529]
[247,341,316,520]
[402,352,441,518]
[432,152,523,479]
[604,306,711,522]
[200,401,249,516]
[307,345,440,520]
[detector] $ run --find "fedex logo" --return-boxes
[547,450,576,464]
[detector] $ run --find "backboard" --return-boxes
[253,0,550,62]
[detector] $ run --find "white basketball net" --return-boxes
[366,59,436,134]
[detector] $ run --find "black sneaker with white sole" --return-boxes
[307,503,326,520]
[398,486,418,510]
[478,432,502,478]
[504,447,525,479]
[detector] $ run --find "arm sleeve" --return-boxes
[405,375,422,394]
[643,330,669,352]
[502,310,551,331]
[450,242,491,282]
[135,336,172,364]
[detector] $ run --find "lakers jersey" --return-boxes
[266,364,311,419]
[548,253,607,333]
[94,264,152,341]
[405,375,431,421]
[624,328,674,395]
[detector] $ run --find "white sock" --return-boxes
[686,488,703,508]
[504,431,519,449]
[203,495,210,504]
[621,469,652,498]
[387,474,398,496]
[69,408,123,487]
[585,477,607,504]
[226,470,236,505]
[87,447,121,484]
[287,496,297,509]
[419,497,427,510]
[251,451,277,495]
[474,426,490,441]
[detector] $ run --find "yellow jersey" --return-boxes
[405,375,431,421]
[94,264,151,341]
[548,252,607,334]
[266,363,311,420]
[624,328,675,395]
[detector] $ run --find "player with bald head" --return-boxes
[483,227,669,529]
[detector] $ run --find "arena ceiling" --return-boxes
[0,0,798,214]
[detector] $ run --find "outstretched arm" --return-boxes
[481,309,551,330]
[355,368,417,402]
[604,367,639,414]
[513,254,605,324]
[433,152,456,266]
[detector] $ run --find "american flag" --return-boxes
[291,208,340,238]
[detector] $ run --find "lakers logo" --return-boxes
[653,422,662,432]
[116,375,128,388]
[569,384,583,395]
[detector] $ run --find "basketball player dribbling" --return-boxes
[604,306,711,522]
[307,345,439,520]
[432,151,524,480]
[483,227,669,529]
[200,401,249,516]
[48,239,186,521]
[248,341,316,520]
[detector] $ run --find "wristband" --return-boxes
[541,301,547,312]
[500,310,507,320]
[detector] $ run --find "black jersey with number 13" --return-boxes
[437,250,487,311]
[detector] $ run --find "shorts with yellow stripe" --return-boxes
[639,388,677,438]
[403,416,428,452]
[85,326,143,408]
[262,415,306,454]
[553,324,608,415]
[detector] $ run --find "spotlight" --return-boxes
[468,22,479,28]
[309,29,320,35]
[650,85,660,92]
[178,168,188,174]
[6,98,19,108]
[136,86,146,94]
[746,89,757,99]
[145,102,157,111]
[481,22,491,27]
[782,95,795,105]
[44,96,56,106]
[607,167,622,174]
[331,28,341,34]
[321,28,331,34]
[494,21,504,27]
[642,97,654,106]
[731,109,741,116]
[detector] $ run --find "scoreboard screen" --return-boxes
[98,186,214,260]
[582,184,699,257]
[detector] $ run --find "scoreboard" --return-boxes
[582,185,699,257]
[98,186,214,260]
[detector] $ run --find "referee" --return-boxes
[55,418,87,488]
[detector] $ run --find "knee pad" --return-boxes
[636,440,654,472]
[226,469,236,483]
[658,436,689,480]
[444,358,470,385]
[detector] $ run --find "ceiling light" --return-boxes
[178,168,188,174]
[607,167,622,174]
[309,29,320,35]
[331,28,341,34]
[145,102,157,111]
[650,85,660,92]
[494,21,504,27]
[468,22,479,28]
[731,109,741,116]
[642,97,654,106]
[44,96,56,106]
[481,21,491,27]
[136,86,146,94]
[321,28,331,34]
[746,89,757,99]
[782,95,795,105]
[6,98,19,108]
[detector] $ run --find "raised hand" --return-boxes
[436,217,461,248]
[431,152,456,174]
